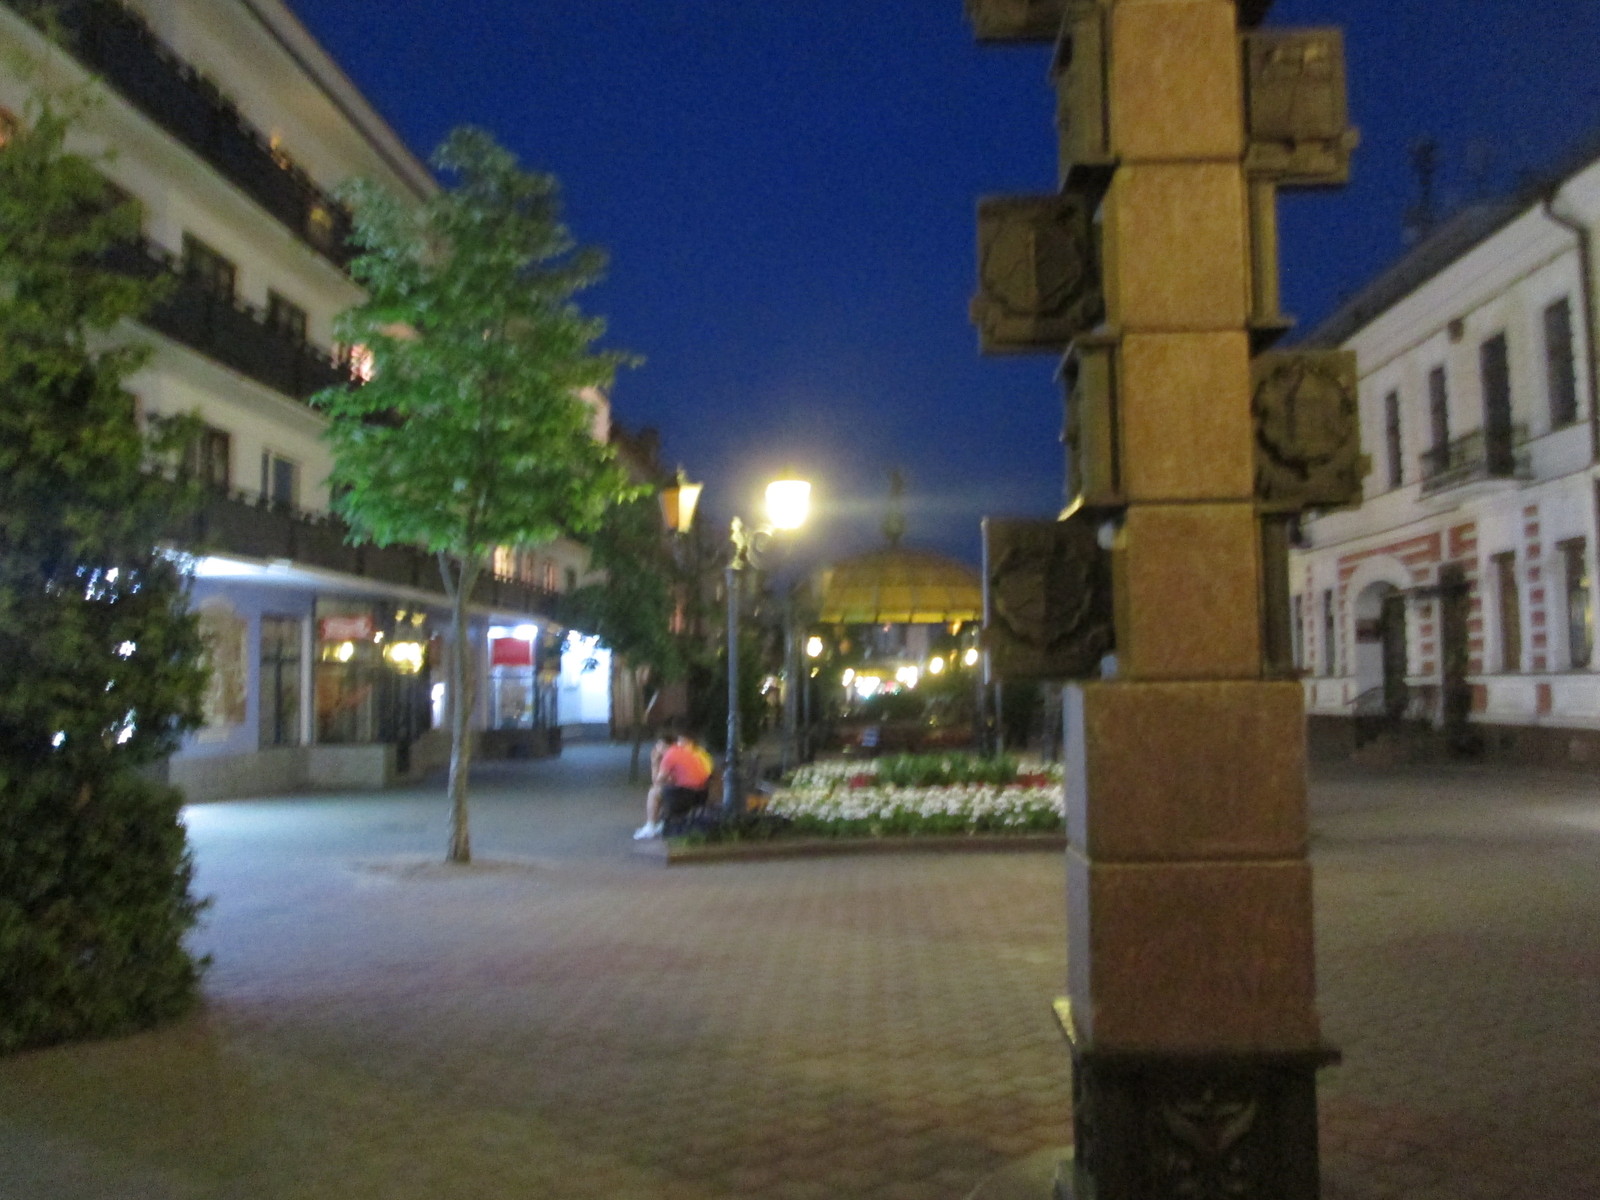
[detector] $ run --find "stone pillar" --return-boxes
[967,1,1357,1195]
[1058,4,1332,1196]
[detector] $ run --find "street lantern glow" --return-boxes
[659,470,703,534]
[928,655,945,675]
[963,647,980,667]
[764,476,810,531]
[806,635,824,658]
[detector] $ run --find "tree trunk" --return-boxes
[626,666,657,783]
[445,557,480,864]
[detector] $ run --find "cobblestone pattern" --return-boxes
[1,751,1597,1198]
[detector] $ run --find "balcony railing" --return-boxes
[104,236,357,401]
[1418,424,1531,496]
[9,0,354,268]
[175,490,568,620]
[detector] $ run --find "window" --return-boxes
[1562,538,1593,669]
[1427,366,1450,467]
[184,425,231,492]
[542,561,558,592]
[1321,589,1337,677]
[1384,390,1403,489]
[1291,594,1305,670]
[261,451,298,508]
[1545,297,1578,429]
[259,615,303,748]
[1493,551,1520,672]
[182,234,236,301]
[266,291,307,344]
[1480,333,1514,475]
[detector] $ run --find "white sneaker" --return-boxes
[632,822,662,840]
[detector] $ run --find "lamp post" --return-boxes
[658,470,810,814]
[723,476,810,812]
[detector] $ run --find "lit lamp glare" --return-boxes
[764,477,811,531]
[385,641,426,674]
[928,656,945,675]
[806,635,824,658]
[963,647,980,667]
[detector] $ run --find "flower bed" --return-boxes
[766,753,1065,838]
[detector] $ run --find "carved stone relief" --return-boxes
[1253,350,1364,512]
[965,0,1064,44]
[982,514,1114,680]
[972,193,1104,355]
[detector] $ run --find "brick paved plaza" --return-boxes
[0,744,1596,1199]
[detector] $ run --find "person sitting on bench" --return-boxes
[634,729,713,839]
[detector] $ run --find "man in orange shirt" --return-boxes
[634,729,713,839]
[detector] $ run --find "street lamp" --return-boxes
[657,470,810,813]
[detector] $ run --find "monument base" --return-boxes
[1053,998,1337,1200]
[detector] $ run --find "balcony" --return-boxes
[8,0,354,268]
[1418,425,1532,497]
[177,490,568,620]
[104,236,357,401]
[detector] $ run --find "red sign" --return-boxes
[491,637,534,667]
[319,613,375,642]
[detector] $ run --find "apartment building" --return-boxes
[1292,138,1600,762]
[0,0,600,797]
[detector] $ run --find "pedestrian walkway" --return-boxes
[0,746,1596,1199]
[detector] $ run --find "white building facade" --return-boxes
[0,0,602,797]
[1292,146,1600,762]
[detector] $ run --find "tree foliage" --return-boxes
[0,95,207,1052]
[315,127,636,861]
[564,490,686,776]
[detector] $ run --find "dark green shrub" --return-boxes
[0,95,207,1052]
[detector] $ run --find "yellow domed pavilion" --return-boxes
[814,547,982,626]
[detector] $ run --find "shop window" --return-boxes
[1493,551,1520,672]
[266,291,308,344]
[259,615,303,748]
[1545,297,1578,429]
[184,424,231,492]
[1562,538,1593,669]
[182,233,236,301]
[261,451,298,508]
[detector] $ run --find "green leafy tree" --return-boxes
[564,491,686,781]
[315,128,635,863]
[0,93,208,1052]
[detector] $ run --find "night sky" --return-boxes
[289,0,1600,569]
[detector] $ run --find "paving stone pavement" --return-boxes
[0,744,1596,1199]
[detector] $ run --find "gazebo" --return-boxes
[814,547,982,626]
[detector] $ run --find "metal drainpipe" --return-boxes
[1541,190,1600,463]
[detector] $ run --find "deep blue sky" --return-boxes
[291,0,1600,568]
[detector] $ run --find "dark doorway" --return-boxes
[1380,592,1408,719]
